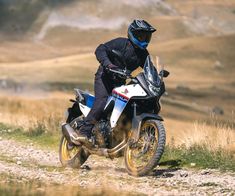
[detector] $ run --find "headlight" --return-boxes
[148,82,160,96]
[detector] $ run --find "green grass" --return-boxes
[1,122,235,172]
[160,145,235,172]
[0,123,59,150]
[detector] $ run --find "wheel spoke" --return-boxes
[126,122,158,170]
[60,137,80,162]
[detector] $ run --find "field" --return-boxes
[0,0,235,195]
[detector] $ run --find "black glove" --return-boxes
[107,64,119,70]
[104,64,118,74]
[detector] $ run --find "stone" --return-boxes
[212,106,224,115]
[200,170,212,175]
[180,171,189,177]
[190,163,196,167]
[80,165,91,170]
[214,61,224,69]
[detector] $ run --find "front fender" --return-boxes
[129,113,163,144]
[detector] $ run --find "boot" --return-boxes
[62,123,92,146]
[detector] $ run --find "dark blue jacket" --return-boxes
[95,37,149,72]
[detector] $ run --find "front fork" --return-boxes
[128,102,164,146]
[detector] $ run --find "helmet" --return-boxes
[128,19,156,50]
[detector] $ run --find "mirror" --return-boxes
[159,70,170,78]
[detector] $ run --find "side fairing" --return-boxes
[110,97,128,128]
[113,84,147,99]
[79,84,147,128]
[110,84,147,128]
[79,103,90,117]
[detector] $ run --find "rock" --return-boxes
[80,165,91,170]
[0,137,2,140]
[162,172,174,178]
[79,181,86,187]
[0,80,7,88]
[16,156,21,161]
[180,171,189,177]
[212,106,224,115]
[17,161,22,165]
[214,61,224,69]
[200,170,212,175]
[190,163,196,167]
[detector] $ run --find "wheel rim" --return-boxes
[126,122,158,172]
[60,137,81,162]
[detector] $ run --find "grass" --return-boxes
[0,94,69,135]
[180,121,235,152]
[0,87,234,173]
[0,122,59,150]
[160,144,235,172]
[1,121,235,172]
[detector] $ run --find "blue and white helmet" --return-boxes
[128,19,156,50]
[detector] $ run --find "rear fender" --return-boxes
[130,113,163,144]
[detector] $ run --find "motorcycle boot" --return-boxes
[62,122,93,147]
[74,122,94,147]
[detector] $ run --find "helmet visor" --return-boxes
[132,31,152,43]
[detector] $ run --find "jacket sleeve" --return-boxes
[95,37,127,67]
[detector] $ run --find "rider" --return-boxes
[74,19,156,143]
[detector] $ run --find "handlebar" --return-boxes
[108,68,134,79]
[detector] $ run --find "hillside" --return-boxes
[0,1,234,195]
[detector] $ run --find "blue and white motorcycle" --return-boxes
[59,54,169,176]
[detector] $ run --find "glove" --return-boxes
[125,69,131,76]
[107,64,119,70]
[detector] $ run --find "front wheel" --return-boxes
[124,120,166,176]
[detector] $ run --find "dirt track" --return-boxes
[0,138,234,195]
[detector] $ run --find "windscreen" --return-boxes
[143,55,161,86]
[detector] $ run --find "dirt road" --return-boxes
[0,138,234,195]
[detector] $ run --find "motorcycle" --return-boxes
[59,52,169,176]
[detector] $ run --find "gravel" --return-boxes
[0,138,234,195]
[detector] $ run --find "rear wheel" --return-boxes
[59,117,89,168]
[59,136,89,168]
[124,120,165,176]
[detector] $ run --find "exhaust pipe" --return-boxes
[61,123,81,145]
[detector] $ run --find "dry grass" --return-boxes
[180,121,235,153]
[0,53,96,84]
[164,117,235,153]
[1,92,235,154]
[0,92,71,133]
